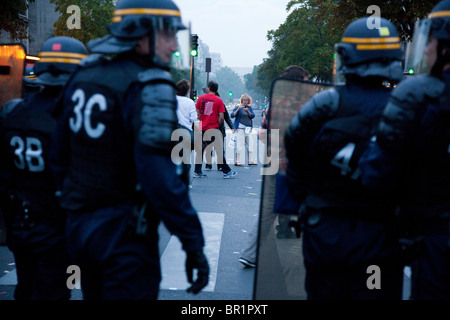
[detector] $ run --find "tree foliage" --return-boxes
[308,0,440,41]
[0,0,36,40]
[255,0,440,95]
[213,66,245,105]
[50,0,115,45]
[257,1,339,92]
[244,66,267,106]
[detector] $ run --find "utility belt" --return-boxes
[288,204,396,239]
[304,197,394,220]
[397,214,450,266]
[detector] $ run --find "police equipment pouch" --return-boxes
[133,202,148,236]
[1,191,22,224]
[4,193,36,229]
[128,184,150,237]
[288,204,309,238]
[398,236,424,266]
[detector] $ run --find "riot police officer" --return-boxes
[0,36,88,300]
[360,0,450,300]
[49,0,209,300]
[284,17,405,299]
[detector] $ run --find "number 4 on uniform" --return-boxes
[330,142,361,179]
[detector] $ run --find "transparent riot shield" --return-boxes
[254,78,333,300]
[0,43,25,244]
[0,43,26,108]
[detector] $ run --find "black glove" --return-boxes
[185,251,209,294]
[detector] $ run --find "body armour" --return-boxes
[378,74,450,219]
[135,68,178,153]
[60,55,144,211]
[1,95,63,222]
[293,86,392,212]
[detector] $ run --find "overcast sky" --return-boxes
[175,0,290,69]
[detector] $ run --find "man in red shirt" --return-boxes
[194,81,236,178]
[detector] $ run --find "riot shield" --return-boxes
[0,43,26,108]
[254,78,333,300]
[0,43,25,244]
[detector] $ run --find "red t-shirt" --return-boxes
[195,93,225,131]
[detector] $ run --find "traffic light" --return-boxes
[229,91,232,97]
[191,34,198,57]
[174,51,180,57]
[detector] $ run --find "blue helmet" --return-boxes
[429,0,450,41]
[88,0,186,62]
[334,17,403,83]
[31,36,87,86]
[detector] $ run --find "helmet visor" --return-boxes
[173,25,191,69]
[333,47,347,85]
[405,19,432,75]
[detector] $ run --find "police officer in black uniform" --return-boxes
[0,36,88,300]
[284,17,405,300]
[50,0,209,300]
[360,0,450,300]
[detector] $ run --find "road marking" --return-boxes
[160,211,225,292]
[0,269,16,285]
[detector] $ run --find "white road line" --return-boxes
[159,212,225,292]
[0,269,16,285]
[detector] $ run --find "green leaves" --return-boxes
[256,0,440,92]
[50,0,115,46]
[257,1,339,89]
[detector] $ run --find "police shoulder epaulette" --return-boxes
[0,98,24,118]
[137,68,173,84]
[409,74,444,99]
[391,74,445,107]
[311,87,340,115]
[79,53,109,68]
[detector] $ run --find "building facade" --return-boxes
[0,0,59,56]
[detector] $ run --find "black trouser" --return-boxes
[66,204,160,300]
[195,130,231,174]
[302,211,403,300]
[207,132,229,172]
[7,217,71,300]
[410,230,450,300]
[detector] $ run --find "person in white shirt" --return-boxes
[176,79,198,188]
[176,79,197,131]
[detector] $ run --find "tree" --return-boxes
[257,1,339,89]
[213,67,245,105]
[51,0,115,45]
[244,66,266,107]
[170,66,202,100]
[306,0,441,41]
[256,0,439,91]
[0,0,36,40]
